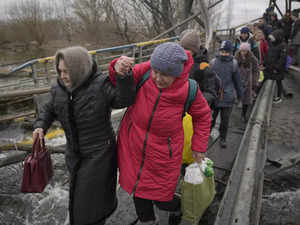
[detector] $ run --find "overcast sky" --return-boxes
[1,0,300,28]
[222,0,300,27]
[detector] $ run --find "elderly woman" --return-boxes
[235,43,259,122]
[109,42,211,225]
[32,46,136,225]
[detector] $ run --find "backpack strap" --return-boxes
[183,79,198,116]
[136,69,151,91]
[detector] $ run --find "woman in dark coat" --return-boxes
[235,43,259,122]
[263,29,287,103]
[32,46,136,225]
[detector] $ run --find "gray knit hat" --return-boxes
[150,42,188,77]
[179,30,201,53]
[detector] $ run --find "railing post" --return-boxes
[231,28,236,42]
[43,62,51,86]
[31,64,39,88]
[138,46,143,63]
[212,30,217,55]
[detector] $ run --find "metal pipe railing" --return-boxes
[214,80,275,225]
[10,37,178,75]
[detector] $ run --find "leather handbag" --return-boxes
[21,137,53,193]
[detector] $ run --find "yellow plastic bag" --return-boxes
[258,70,264,83]
[182,113,195,165]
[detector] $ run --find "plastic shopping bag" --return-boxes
[182,113,194,165]
[181,159,216,224]
[258,70,264,83]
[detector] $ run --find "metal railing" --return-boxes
[1,37,178,99]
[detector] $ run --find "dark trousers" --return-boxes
[276,80,283,98]
[211,107,233,140]
[242,104,248,118]
[133,196,181,222]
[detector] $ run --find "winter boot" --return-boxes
[168,211,182,225]
[219,138,227,148]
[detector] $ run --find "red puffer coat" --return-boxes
[109,51,211,201]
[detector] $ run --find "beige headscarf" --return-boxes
[55,46,93,91]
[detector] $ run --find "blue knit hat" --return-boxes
[219,40,232,52]
[241,27,250,34]
[150,42,188,77]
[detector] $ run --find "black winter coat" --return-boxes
[264,30,287,81]
[189,53,217,106]
[34,63,136,225]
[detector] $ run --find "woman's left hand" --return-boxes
[192,151,205,163]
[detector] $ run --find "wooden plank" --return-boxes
[0,110,35,123]
[0,87,50,99]
[0,151,27,168]
[0,143,65,154]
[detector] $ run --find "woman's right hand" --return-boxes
[32,128,44,142]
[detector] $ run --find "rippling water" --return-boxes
[0,115,123,225]
[0,154,69,225]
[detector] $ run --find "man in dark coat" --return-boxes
[179,30,217,107]
[210,40,243,148]
[32,46,136,225]
[263,29,287,103]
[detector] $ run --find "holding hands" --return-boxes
[114,56,134,76]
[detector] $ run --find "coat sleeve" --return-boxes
[274,44,287,73]
[251,55,259,89]
[188,89,211,153]
[33,87,57,133]
[232,60,243,100]
[104,72,136,109]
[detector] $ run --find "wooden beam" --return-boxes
[0,151,27,168]
[0,110,35,123]
[0,87,50,99]
[1,143,66,154]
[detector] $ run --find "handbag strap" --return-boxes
[32,136,46,158]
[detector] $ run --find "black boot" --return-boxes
[168,212,182,225]
[219,138,227,148]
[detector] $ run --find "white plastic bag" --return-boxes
[184,163,203,184]
[183,158,214,184]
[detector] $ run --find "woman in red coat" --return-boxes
[109,42,211,225]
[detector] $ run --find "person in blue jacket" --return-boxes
[210,40,243,148]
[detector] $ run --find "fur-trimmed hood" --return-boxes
[55,46,93,91]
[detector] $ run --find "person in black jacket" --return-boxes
[263,29,287,103]
[179,30,217,107]
[32,46,136,225]
[279,11,293,43]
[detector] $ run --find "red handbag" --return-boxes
[21,137,53,193]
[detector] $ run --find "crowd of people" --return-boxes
[29,5,299,225]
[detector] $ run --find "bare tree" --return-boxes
[53,0,77,42]
[72,0,107,43]
[7,0,55,46]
